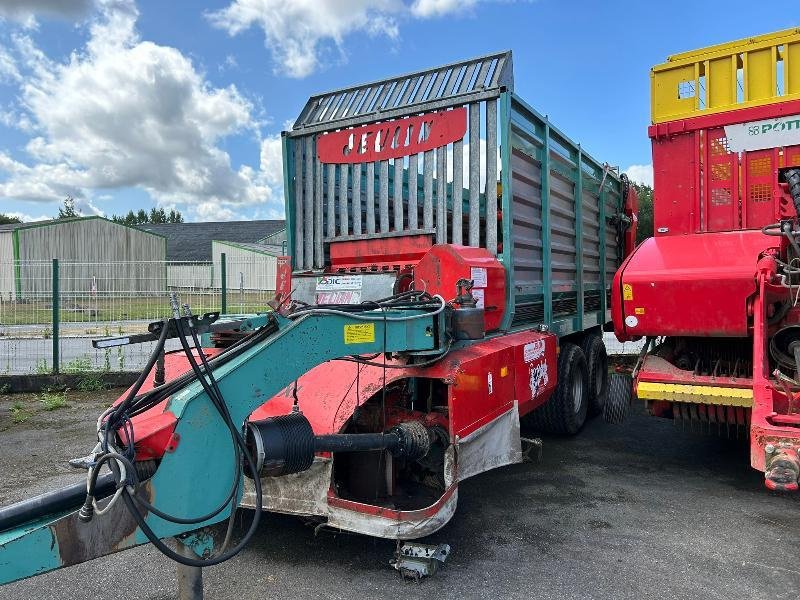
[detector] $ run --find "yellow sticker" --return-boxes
[500,366,509,378]
[344,323,375,344]
[634,307,645,315]
[623,284,633,301]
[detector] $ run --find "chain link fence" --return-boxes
[0,255,276,374]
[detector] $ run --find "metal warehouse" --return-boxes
[0,216,166,299]
[211,240,282,291]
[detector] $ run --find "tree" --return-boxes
[109,207,183,225]
[0,213,21,225]
[633,182,653,245]
[57,196,81,219]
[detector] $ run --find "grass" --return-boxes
[39,389,69,411]
[10,399,28,423]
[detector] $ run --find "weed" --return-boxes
[0,383,10,395]
[10,400,28,423]
[41,327,51,339]
[34,359,50,375]
[76,374,106,392]
[39,389,68,410]
[63,356,92,373]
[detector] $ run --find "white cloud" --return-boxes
[0,0,94,24]
[0,0,284,220]
[410,0,477,17]
[207,0,401,79]
[208,0,514,78]
[624,164,653,188]
[5,210,51,222]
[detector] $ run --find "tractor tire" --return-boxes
[525,342,589,435]
[580,333,608,417]
[603,374,633,424]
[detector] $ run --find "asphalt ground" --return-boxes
[0,389,798,600]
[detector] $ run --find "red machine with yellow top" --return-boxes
[612,29,800,491]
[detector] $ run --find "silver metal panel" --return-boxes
[294,139,304,269]
[436,146,447,244]
[339,164,349,237]
[510,146,543,293]
[379,160,390,232]
[408,154,419,230]
[326,163,336,239]
[452,139,463,245]
[393,159,404,231]
[475,59,492,90]
[352,163,362,236]
[468,103,480,246]
[366,162,376,234]
[549,164,577,290]
[291,51,513,135]
[423,150,434,229]
[303,136,314,269]
[485,99,498,255]
[314,154,323,268]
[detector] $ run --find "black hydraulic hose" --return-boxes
[785,168,800,217]
[0,473,116,533]
[129,316,241,525]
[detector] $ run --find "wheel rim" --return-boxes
[572,368,585,413]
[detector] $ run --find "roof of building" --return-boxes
[138,220,285,261]
[214,240,284,256]
[0,216,165,239]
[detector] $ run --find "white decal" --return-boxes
[488,372,493,394]
[625,315,639,328]
[472,288,485,308]
[725,113,800,152]
[315,275,363,291]
[470,267,488,288]
[529,361,549,398]
[523,340,546,363]
[315,291,362,304]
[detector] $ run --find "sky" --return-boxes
[0,0,795,222]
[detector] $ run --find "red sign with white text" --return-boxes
[276,256,292,299]
[317,108,467,164]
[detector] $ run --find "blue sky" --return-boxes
[0,0,795,222]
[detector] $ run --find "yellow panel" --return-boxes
[707,56,735,109]
[746,48,773,101]
[788,42,800,95]
[651,63,696,123]
[651,28,800,123]
[637,381,753,407]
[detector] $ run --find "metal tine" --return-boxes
[411,73,433,103]
[393,158,404,231]
[436,146,447,243]
[303,136,314,268]
[424,69,447,101]
[366,162,376,234]
[423,150,434,229]
[312,95,336,123]
[443,66,462,98]
[326,94,348,122]
[485,98,498,254]
[373,82,393,112]
[475,59,492,90]
[294,139,304,267]
[408,154,419,230]
[326,164,336,238]
[399,76,420,105]
[452,138,463,244]
[331,91,356,121]
[342,89,365,119]
[357,86,379,117]
[490,56,506,86]
[385,79,405,109]
[379,160,390,232]
[468,103,480,246]
[314,152,323,267]
[339,164,350,237]
[457,63,478,94]
[352,163,362,236]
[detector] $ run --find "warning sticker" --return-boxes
[470,267,488,288]
[344,323,375,344]
[472,288,485,308]
[634,307,645,315]
[623,284,633,301]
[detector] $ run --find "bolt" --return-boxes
[766,443,776,454]
[537,324,549,333]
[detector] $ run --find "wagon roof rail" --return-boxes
[290,50,513,136]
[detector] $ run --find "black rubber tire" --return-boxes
[786,168,800,216]
[525,343,589,435]
[580,333,608,417]
[603,374,633,425]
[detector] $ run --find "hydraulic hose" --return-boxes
[785,168,800,217]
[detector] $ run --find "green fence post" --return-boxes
[52,258,59,375]
[220,252,227,314]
